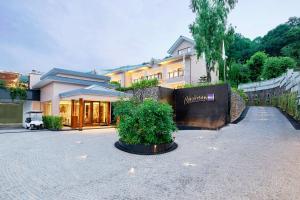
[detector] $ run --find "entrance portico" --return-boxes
[59,85,130,130]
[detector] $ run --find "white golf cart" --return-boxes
[25,111,44,130]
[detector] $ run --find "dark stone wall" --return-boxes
[245,87,285,106]
[127,85,236,129]
[230,92,246,122]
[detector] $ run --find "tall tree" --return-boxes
[246,51,268,81]
[190,0,238,82]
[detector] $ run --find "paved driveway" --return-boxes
[0,107,300,200]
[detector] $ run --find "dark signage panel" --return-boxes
[174,84,231,129]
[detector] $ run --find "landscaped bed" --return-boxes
[113,98,177,155]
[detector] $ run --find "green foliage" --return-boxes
[0,80,6,88]
[246,51,268,81]
[231,87,248,103]
[42,116,63,130]
[9,87,27,101]
[114,99,177,145]
[228,63,250,87]
[116,79,159,91]
[190,0,237,82]
[131,79,159,89]
[281,27,300,65]
[261,57,296,79]
[226,17,300,83]
[183,81,225,88]
[110,81,121,88]
[227,33,260,64]
[272,92,300,120]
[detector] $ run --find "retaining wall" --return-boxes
[238,69,300,105]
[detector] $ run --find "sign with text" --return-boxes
[174,84,230,129]
[183,94,215,105]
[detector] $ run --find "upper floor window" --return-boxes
[168,68,184,79]
[178,47,191,55]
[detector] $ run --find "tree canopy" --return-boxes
[190,0,237,82]
[227,17,300,65]
[226,16,300,85]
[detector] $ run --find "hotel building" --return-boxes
[105,36,219,89]
[27,68,129,129]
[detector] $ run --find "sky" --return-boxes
[0,0,299,74]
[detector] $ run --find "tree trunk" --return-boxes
[206,62,212,83]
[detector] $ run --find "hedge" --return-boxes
[42,116,63,130]
[271,92,300,120]
[116,79,159,91]
[113,98,177,145]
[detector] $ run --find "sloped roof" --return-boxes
[103,63,150,74]
[167,35,195,55]
[32,75,113,89]
[41,68,110,81]
[59,85,131,98]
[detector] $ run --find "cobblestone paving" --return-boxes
[0,107,300,200]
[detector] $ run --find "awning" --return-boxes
[59,85,131,102]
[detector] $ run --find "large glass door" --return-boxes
[100,102,109,125]
[92,102,100,125]
[84,101,92,125]
[83,101,109,126]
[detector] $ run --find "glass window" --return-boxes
[59,101,71,126]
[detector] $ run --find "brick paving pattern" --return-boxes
[0,107,300,200]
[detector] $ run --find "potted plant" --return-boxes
[113,98,177,155]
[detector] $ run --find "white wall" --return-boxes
[40,82,86,116]
[29,73,42,89]
[171,40,194,57]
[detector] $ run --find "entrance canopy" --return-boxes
[59,85,131,102]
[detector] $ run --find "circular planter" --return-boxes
[115,140,178,155]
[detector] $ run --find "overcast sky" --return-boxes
[0,0,299,74]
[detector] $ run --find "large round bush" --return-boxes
[113,99,177,145]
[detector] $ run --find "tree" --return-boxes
[246,51,268,81]
[0,80,6,88]
[190,0,238,82]
[281,26,300,65]
[226,33,259,64]
[261,57,296,80]
[287,16,300,27]
[228,63,250,87]
[260,17,300,58]
[261,24,290,56]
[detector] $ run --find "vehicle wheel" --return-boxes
[40,125,43,129]
[26,126,29,129]
[30,124,35,130]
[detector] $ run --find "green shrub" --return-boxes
[131,79,159,89]
[42,116,63,130]
[110,81,121,88]
[116,79,159,91]
[276,92,300,120]
[114,98,177,145]
[231,88,249,103]
[271,96,278,107]
[261,56,296,80]
[254,98,260,106]
[0,80,6,88]
[9,87,27,101]
[183,81,225,89]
